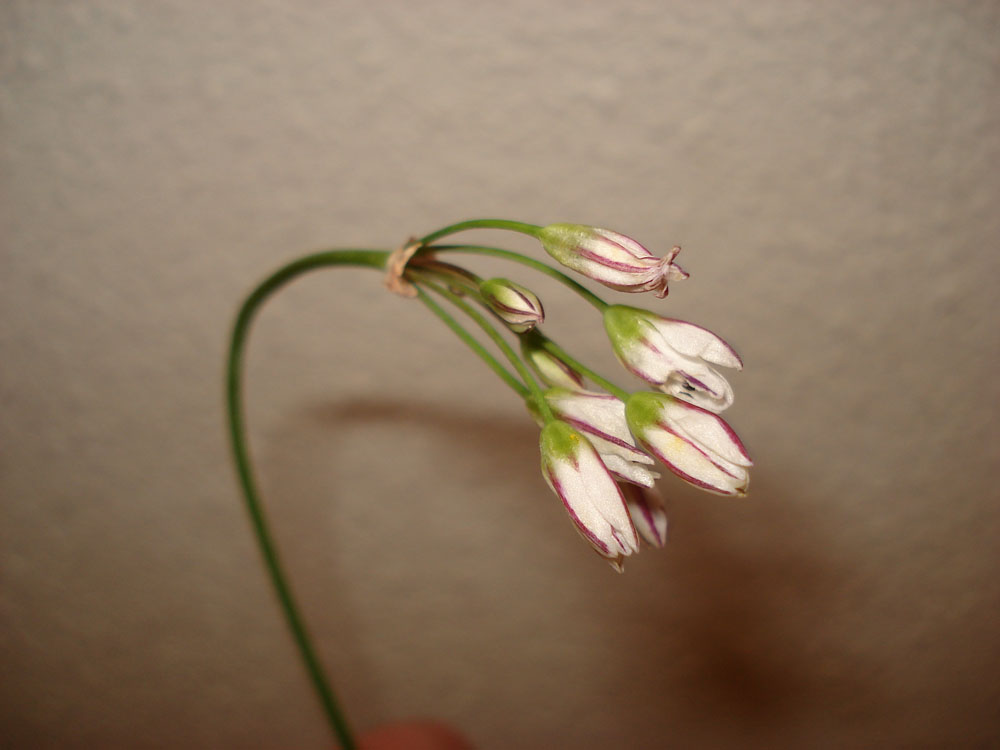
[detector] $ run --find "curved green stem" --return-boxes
[412,285,529,398]
[227,249,389,750]
[414,274,553,422]
[419,218,542,246]
[429,244,608,312]
[539,337,630,402]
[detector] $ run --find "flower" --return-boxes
[625,391,752,496]
[539,420,639,571]
[479,277,544,333]
[520,334,586,390]
[538,223,688,298]
[604,305,742,413]
[620,483,668,548]
[544,388,660,488]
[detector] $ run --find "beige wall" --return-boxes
[2,1,998,747]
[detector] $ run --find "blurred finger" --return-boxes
[359,719,474,750]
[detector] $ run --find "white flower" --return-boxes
[538,224,688,298]
[539,420,639,571]
[544,388,659,488]
[625,391,752,496]
[479,277,544,333]
[620,483,668,548]
[604,305,742,413]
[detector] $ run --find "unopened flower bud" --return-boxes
[520,334,586,390]
[480,278,544,333]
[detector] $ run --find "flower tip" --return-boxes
[731,476,751,497]
[655,246,690,296]
[662,246,689,273]
[729,348,745,372]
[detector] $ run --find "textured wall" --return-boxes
[2,2,998,748]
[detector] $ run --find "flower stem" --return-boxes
[412,285,530,398]
[418,218,543,246]
[539,337,631,402]
[227,249,389,750]
[428,244,608,312]
[414,274,554,421]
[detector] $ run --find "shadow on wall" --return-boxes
[646,487,869,744]
[257,396,870,748]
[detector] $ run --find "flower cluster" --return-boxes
[402,220,751,571]
[227,217,753,750]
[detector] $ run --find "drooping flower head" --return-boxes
[538,223,688,298]
[539,420,639,571]
[625,391,752,496]
[604,305,742,413]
